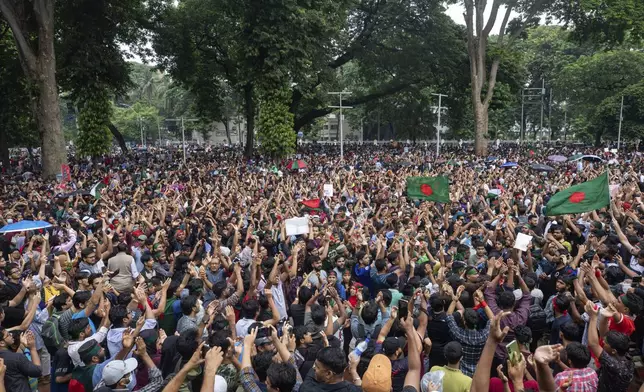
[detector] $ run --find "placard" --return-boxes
[513,233,533,252]
[285,217,309,236]
[323,184,334,197]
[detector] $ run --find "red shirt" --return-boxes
[608,314,635,336]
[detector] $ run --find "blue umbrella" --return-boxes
[500,162,519,168]
[0,220,52,233]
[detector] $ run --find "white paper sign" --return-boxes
[513,233,533,252]
[323,184,334,197]
[285,217,310,236]
[610,184,620,197]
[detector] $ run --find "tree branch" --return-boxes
[0,0,37,76]
[294,80,417,129]
[482,0,502,37]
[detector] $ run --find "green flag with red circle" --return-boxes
[545,172,610,216]
[406,176,450,203]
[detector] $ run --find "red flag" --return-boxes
[301,199,321,209]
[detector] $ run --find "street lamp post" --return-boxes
[431,93,448,157]
[328,91,353,161]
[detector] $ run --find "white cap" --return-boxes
[214,375,227,392]
[101,358,138,385]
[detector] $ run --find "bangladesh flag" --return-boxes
[90,180,107,200]
[406,176,450,203]
[545,172,610,216]
[301,199,322,211]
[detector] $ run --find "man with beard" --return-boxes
[70,328,137,392]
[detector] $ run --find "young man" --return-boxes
[0,328,42,392]
[553,342,597,391]
[429,341,472,392]
[585,301,633,392]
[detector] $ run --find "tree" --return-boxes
[595,82,644,143]
[555,50,644,145]
[257,87,296,159]
[0,23,39,170]
[152,0,466,156]
[458,0,548,155]
[111,102,161,144]
[549,0,644,45]
[0,0,67,178]
[76,88,113,157]
[56,0,149,155]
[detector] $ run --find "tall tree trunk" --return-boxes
[223,118,232,145]
[108,122,129,154]
[36,3,67,179]
[474,102,488,155]
[0,0,68,179]
[243,83,255,158]
[0,130,9,174]
[594,129,603,147]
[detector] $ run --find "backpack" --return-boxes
[527,299,547,336]
[42,312,65,349]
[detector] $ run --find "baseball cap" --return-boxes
[102,358,138,385]
[382,336,407,356]
[362,354,392,392]
[82,216,97,225]
[137,234,147,241]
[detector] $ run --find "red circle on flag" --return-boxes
[420,184,433,196]
[569,192,585,203]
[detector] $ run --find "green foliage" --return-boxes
[595,81,644,141]
[111,101,161,143]
[0,25,39,150]
[555,50,644,143]
[548,0,644,45]
[76,89,113,157]
[257,88,296,159]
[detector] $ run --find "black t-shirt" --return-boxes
[53,347,73,386]
[2,306,25,329]
[290,303,306,327]
[425,312,451,367]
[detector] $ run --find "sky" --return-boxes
[445,3,519,35]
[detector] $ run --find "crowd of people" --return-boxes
[0,142,642,392]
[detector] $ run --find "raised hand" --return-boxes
[490,311,511,343]
[122,328,135,349]
[205,345,224,371]
[534,344,563,365]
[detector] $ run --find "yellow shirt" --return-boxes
[430,365,472,392]
[44,285,60,303]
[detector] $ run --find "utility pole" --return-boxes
[521,90,524,142]
[548,87,552,141]
[328,91,353,161]
[139,116,144,147]
[431,93,448,157]
[157,117,162,146]
[618,95,624,150]
[540,79,545,140]
[166,117,198,165]
[521,85,546,142]
[377,108,381,142]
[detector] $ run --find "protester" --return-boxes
[0,142,641,392]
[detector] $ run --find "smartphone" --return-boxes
[506,340,520,363]
[398,299,409,320]
[632,276,642,288]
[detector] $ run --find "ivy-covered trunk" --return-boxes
[76,89,112,158]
